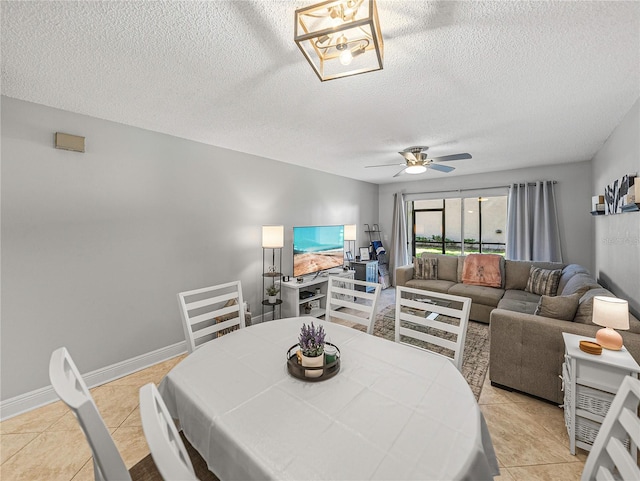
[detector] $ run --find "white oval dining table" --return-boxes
[159,317,499,480]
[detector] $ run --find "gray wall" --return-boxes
[592,98,640,318]
[1,96,379,400]
[378,161,594,273]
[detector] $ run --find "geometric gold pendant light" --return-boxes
[294,0,384,81]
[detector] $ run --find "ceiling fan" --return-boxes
[366,146,472,177]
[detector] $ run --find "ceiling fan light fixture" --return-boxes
[405,165,427,174]
[295,0,384,82]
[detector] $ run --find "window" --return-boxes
[409,195,507,257]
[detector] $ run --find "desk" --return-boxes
[159,318,499,480]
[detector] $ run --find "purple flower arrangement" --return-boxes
[298,322,326,357]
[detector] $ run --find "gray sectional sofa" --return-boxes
[395,253,640,403]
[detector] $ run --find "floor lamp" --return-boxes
[262,225,283,322]
[344,224,356,268]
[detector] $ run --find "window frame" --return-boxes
[408,191,507,258]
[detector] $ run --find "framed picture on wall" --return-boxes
[359,247,370,261]
[604,174,636,214]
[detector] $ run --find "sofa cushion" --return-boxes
[504,260,565,290]
[414,257,437,280]
[448,283,505,308]
[628,313,640,335]
[525,266,562,296]
[559,272,599,297]
[421,253,458,282]
[501,289,542,303]
[406,279,455,294]
[496,298,539,314]
[574,287,615,324]
[534,293,581,321]
[557,264,591,294]
[461,254,503,288]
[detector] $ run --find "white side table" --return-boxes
[562,332,640,455]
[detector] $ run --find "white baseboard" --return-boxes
[0,341,187,421]
[253,309,275,324]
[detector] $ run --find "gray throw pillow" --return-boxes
[414,257,437,280]
[525,266,562,296]
[534,293,581,321]
[574,287,615,324]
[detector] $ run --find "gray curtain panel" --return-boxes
[390,192,409,285]
[506,181,563,262]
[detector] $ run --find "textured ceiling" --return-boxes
[2,1,639,184]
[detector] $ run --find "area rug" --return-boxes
[373,304,490,401]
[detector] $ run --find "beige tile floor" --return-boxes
[479,372,587,481]
[1,354,588,480]
[0,355,185,481]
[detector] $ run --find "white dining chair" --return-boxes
[325,276,381,334]
[580,375,640,481]
[395,286,471,371]
[178,280,246,353]
[49,347,132,481]
[139,383,197,481]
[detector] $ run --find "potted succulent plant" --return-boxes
[298,322,325,378]
[265,285,280,304]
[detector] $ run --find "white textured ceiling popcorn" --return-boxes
[2,1,638,184]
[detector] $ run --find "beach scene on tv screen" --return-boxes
[293,226,344,277]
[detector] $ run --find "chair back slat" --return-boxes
[49,347,132,481]
[188,303,240,326]
[139,383,197,481]
[394,286,471,371]
[325,276,381,334]
[581,375,640,481]
[178,281,246,353]
[184,290,239,311]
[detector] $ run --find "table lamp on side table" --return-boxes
[592,296,629,350]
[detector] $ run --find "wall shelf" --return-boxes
[590,204,639,215]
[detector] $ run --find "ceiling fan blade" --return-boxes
[393,168,408,177]
[430,153,472,162]
[428,163,455,173]
[365,162,406,168]
[398,151,418,163]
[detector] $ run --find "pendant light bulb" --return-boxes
[340,49,353,65]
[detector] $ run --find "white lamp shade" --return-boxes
[262,225,284,248]
[344,224,357,241]
[592,296,629,330]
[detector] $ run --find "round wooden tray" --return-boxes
[579,340,602,355]
[286,343,340,382]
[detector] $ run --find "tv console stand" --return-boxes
[281,270,355,318]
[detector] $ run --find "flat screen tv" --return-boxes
[293,225,344,278]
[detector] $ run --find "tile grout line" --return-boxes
[70,456,93,480]
[0,431,40,466]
